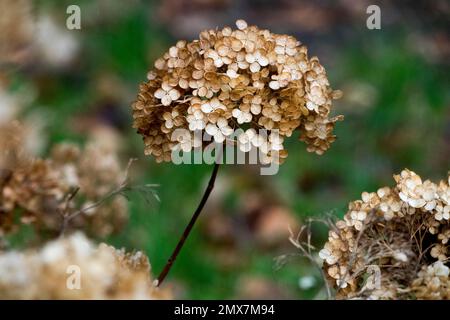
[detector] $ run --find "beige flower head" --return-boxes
[0,233,170,299]
[318,169,450,299]
[0,129,129,239]
[132,20,342,163]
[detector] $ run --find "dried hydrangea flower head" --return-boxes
[0,0,33,65]
[0,125,129,239]
[0,233,170,299]
[319,169,450,299]
[0,121,31,171]
[132,19,342,163]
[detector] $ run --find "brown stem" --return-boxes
[156,162,221,287]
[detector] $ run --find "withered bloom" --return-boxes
[0,233,169,299]
[0,123,128,239]
[319,169,450,299]
[132,20,342,163]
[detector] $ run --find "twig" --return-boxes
[288,222,332,300]
[156,162,221,287]
[59,158,138,236]
[59,187,80,236]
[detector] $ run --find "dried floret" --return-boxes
[411,261,450,300]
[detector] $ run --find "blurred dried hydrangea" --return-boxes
[132,19,342,163]
[319,169,450,299]
[0,0,33,65]
[0,122,128,239]
[0,232,169,299]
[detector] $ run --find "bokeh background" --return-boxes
[1,0,449,299]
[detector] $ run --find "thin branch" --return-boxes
[156,162,221,287]
[59,158,140,236]
[59,187,80,236]
[288,223,332,300]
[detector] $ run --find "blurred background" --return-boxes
[0,0,449,299]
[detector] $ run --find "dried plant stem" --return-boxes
[288,222,332,299]
[156,162,220,287]
[59,159,137,236]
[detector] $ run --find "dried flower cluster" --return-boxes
[132,19,342,163]
[319,169,450,299]
[0,122,128,239]
[0,0,33,65]
[411,261,450,299]
[0,233,168,299]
